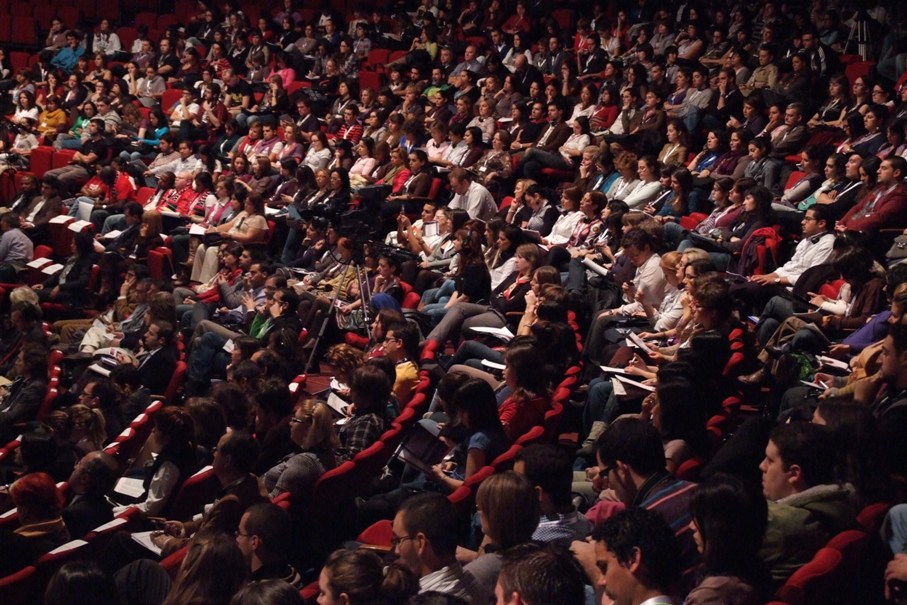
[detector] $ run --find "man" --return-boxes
[765,103,808,191]
[19,175,64,242]
[295,97,321,144]
[235,503,302,586]
[511,54,543,98]
[800,27,840,81]
[494,543,587,605]
[393,492,486,603]
[838,156,907,234]
[136,65,167,109]
[593,419,699,589]
[606,88,641,138]
[96,96,122,135]
[535,36,568,75]
[185,251,267,330]
[63,451,118,539]
[448,45,484,83]
[383,321,420,404]
[577,34,608,80]
[8,174,39,215]
[151,430,268,556]
[223,68,253,118]
[0,212,33,282]
[133,320,179,395]
[44,118,109,194]
[759,422,856,584]
[448,168,497,221]
[156,38,180,79]
[740,44,779,95]
[513,444,593,546]
[145,139,202,181]
[740,206,836,308]
[528,101,571,155]
[814,151,864,222]
[126,133,179,188]
[590,508,682,605]
[51,31,85,74]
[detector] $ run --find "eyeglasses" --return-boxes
[289,416,310,425]
[391,534,415,548]
[598,465,614,480]
[234,530,252,538]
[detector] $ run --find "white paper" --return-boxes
[326,392,350,417]
[77,200,94,221]
[816,355,849,371]
[289,381,299,393]
[264,205,283,216]
[800,379,829,390]
[114,476,146,498]
[49,214,72,224]
[481,359,506,371]
[610,377,626,397]
[48,539,88,555]
[68,219,92,233]
[330,378,348,392]
[599,365,631,375]
[614,374,656,392]
[581,257,611,277]
[130,531,163,556]
[469,326,515,342]
[423,221,439,237]
[223,339,235,353]
[627,331,654,353]
[26,257,52,269]
[41,263,65,275]
[189,224,207,236]
[103,230,122,240]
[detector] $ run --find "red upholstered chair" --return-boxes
[356,519,393,548]
[0,565,37,605]
[490,444,521,471]
[774,547,843,605]
[514,424,545,446]
[167,465,219,521]
[856,502,892,534]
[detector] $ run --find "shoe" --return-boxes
[738,368,768,386]
[764,345,787,359]
[577,421,608,457]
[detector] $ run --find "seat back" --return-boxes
[167,465,219,521]
[0,565,36,605]
[775,547,843,605]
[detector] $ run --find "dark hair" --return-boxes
[349,365,392,413]
[497,543,587,605]
[768,422,836,488]
[229,580,302,605]
[593,508,682,594]
[514,444,573,507]
[450,378,504,435]
[503,342,549,400]
[595,418,665,476]
[253,377,294,418]
[45,560,119,605]
[217,430,258,473]
[399,493,460,556]
[243,503,292,556]
[690,473,768,587]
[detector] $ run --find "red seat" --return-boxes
[774,547,843,605]
[51,149,77,169]
[0,17,11,45]
[356,519,393,548]
[490,444,521,471]
[135,12,157,30]
[158,360,187,402]
[147,246,174,280]
[29,146,54,178]
[0,565,36,605]
[161,88,183,113]
[10,17,36,46]
[856,502,891,534]
[514,424,545,446]
[167,465,219,521]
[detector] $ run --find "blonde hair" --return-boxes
[295,400,340,451]
[10,286,39,307]
[69,404,107,451]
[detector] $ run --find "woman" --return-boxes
[67,404,107,456]
[466,97,497,144]
[9,473,71,556]
[876,119,907,160]
[33,231,95,308]
[590,84,620,132]
[45,561,119,605]
[779,145,828,208]
[843,104,888,156]
[743,136,774,190]
[623,155,663,210]
[645,369,708,473]
[427,243,540,346]
[654,167,693,222]
[11,90,39,127]
[263,400,339,504]
[348,137,377,187]
[771,52,812,103]
[798,152,853,215]
[303,131,332,172]
[487,223,523,290]
[410,376,500,490]
[473,130,513,193]
[519,117,591,180]
[116,407,196,515]
[161,529,247,605]
[808,73,852,130]
[339,365,390,458]
[361,109,387,144]
[658,119,690,167]
[542,187,584,246]
[191,196,267,283]
[684,474,769,605]
[687,129,725,177]
[710,185,774,269]
[493,74,523,119]
[497,343,551,441]
[606,151,641,202]
[317,548,417,605]
[460,126,486,168]
[503,31,533,72]
[845,75,872,117]
[421,228,491,325]
[457,471,541,594]
[322,168,352,217]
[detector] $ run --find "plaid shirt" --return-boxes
[339,412,385,459]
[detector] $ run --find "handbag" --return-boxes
[886,235,907,262]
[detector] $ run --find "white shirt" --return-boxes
[546,210,584,246]
[622,180,663,209]
[774,232,836,285]
[617,253,668,316]
[449,181,497,220]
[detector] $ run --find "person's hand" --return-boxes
[396,214,411,228]
[216,273,228,284]
[640,392,656,419]
[886,554,907,600]
[626,354,647,371]
[241,292,255,311]
[821,315,833,328]
[749,273,775,285]
[826,343,850,359]
[597,309,613,320]
[50,286,60,299]
[808,292,827,308]
[163,520,186,538]
[853,373,883,404]
[33,284,44,290]
[339,304,352,316]
[621,281,636,297]
[150,531,170,548]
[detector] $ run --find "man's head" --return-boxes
[621,228,655,268]
[236,503,292,572]
[759,422,835,501]
[448,167,472,196]
[68,451,118,496]
[877,156,907,187]
[547,101,563,123]
[881,323,907,387]
[268,287,299,319]
[212,430,258,478]
[784,103,804,127]
[593,508,682,605]
[393,493,460,577]
[801,205,831,237]
[513,444,574,513]
[495,544,586,605]
[595,419,666,505]
[143,320,174,351]
[845,152,864,180]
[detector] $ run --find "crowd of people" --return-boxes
[1,0,907,604]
